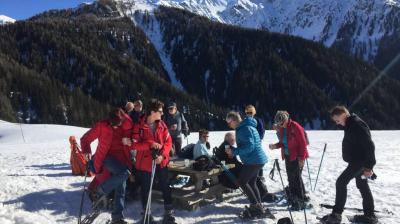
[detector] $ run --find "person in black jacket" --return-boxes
[321,106,377,224]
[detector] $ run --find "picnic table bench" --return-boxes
[152,159,235,210]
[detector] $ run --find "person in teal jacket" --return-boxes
[225,111,271,219]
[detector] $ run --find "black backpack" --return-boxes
[192,155,217,171]
[177,143,195,159]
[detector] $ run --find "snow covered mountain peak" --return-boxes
[0,15,16,25]
[117,0,400,62]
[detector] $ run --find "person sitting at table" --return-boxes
[215,132,277,202]
[193,129,211,160]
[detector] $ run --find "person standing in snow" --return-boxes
[124,99,176,224]
[321,106,377,224]
[164,102,189,155]
[269,111,309,210]
[80,108,133,224]
[224,111,272,219]
[193,129,211,160]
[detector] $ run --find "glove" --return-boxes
[183,129,190,137]
[87,160,96,174]
[151,148,161,160]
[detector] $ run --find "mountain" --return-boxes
[0,15,16,25]
[117,0,400,79]
[1,0,400,129]
[0,1,226,129]
[129,6,400,129]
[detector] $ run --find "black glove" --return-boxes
[183,129,190,137]
[151,148,161,160]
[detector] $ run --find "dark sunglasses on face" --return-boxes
[202,135,209,138]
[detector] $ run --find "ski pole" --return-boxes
[298,160,308,224]
[144,160,157,224]
[305,158,312,191]
[275,159,294,224]
[77,164,89,224]
[313,143,327,191]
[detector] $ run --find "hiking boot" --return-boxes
[162,212,177,224]
[110,218,128,224]
[87,189,98,202]
[351,214,378,224]
[92,194,108,210]
[320,213,342,224]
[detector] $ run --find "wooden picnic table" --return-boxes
[152,159,236,210]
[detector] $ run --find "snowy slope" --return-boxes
[0,15,16,25]
[118,0,400,62]
[0,120,399,223]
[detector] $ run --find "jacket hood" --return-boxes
[238,117,257,129]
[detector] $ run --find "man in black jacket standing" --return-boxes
[321,106,377,224]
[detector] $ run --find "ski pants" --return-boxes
[98,157,131,221]
[285,156,306,201]
[333,164,375,215]
[238,164,264,205]
[137,165,173,212]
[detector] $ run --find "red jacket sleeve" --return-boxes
[160,128,173,159]
[80,122,101,154]
[293,123,308,160]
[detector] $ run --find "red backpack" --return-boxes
[69,136,93,176]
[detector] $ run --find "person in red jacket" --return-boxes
[269,111,309,210]
[80,108,132,224]
[123,99,176,224]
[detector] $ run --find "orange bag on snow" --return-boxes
[69,136,93,176]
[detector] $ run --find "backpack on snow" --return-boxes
[69,136,93,176]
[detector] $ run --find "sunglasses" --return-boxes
[202,135,209,138]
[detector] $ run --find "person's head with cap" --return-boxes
[133,100,143,112]
[226,111,242,129]
[245,105,256,117]
[274,110,290,128]
[168,101,177,115]
[109,108,126,128]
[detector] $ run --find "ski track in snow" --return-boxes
[0,120,399,223]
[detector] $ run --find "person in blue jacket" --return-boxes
[225,111,271,219]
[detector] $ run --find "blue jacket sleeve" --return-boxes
[233,127,255,157]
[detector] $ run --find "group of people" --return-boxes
[79,99,378,224]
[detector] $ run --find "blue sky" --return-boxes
[0,0,95,20]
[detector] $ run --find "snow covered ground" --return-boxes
[0,120,399,223]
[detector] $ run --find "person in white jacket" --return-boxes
[193,129,211,160]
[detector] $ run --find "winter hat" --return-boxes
[245,105,256,115]
[274,111,289,126]
[168,101,177,108]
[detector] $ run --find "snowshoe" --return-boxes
[290,200,313,211]
[239,204,275,220]
[317,213,342,224]
[348,214,379,224]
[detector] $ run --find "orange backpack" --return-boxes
[69,136,93,176]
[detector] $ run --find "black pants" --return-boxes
[238,164,264,204]
[285,157,306,201]
[172,137,182,155]
[137,165,173,211]
[333,164,375,215]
